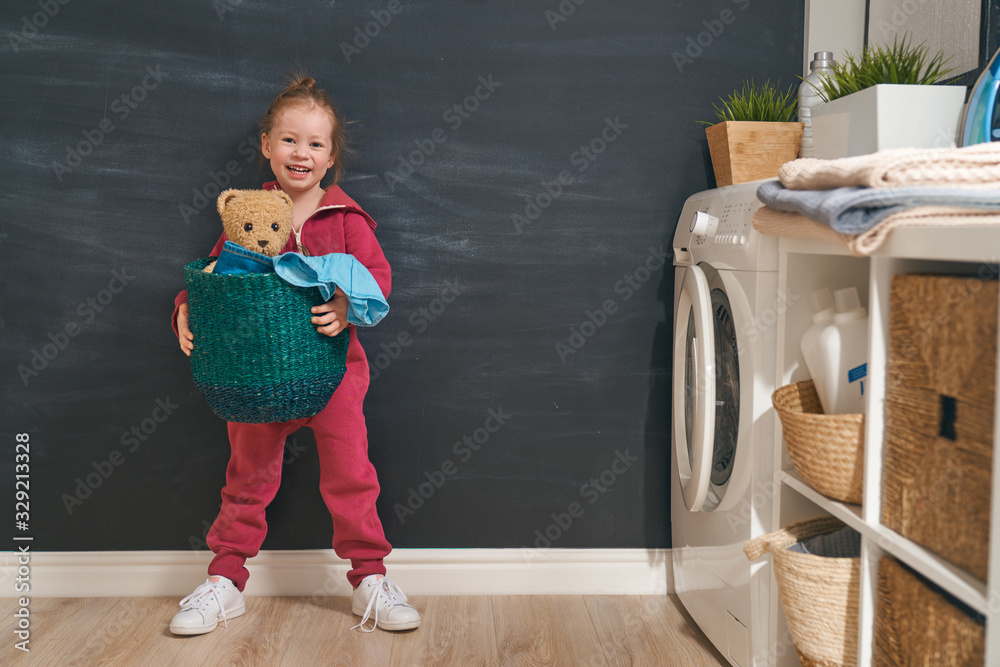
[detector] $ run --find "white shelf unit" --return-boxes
[770,226,1000,667]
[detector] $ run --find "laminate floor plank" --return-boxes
[273,593,396,666]
[585,595,727,667]
[388,596,498,667]
[492,596,605,667]
[151,596,302,667]
[0,594,724,666]
[2,597,123,666]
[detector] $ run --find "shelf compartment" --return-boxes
[778,468,988,615]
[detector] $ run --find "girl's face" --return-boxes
[261,104,336,196]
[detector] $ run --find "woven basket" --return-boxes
[184,258,348,423]
[772,380,865,504]
[744,517,859,667]
[873,556,985,666]
[882,274,996,581]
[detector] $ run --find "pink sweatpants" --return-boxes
[206,329,390,591]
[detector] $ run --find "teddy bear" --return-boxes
[204,189,294,273]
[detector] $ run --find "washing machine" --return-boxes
[671,181,780,667]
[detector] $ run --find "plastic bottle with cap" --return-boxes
[802,287,869,414]
[798,51,836,158]
[829,287,869,414]
[800,288,836,412]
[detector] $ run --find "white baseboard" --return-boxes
[0,548,673,598]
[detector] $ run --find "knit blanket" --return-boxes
[778,143,1000,190]
[752,205,1000,256]
[757,179,1000,234]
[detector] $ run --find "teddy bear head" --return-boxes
[216,189,294,258]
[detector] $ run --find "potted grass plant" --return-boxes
[701,80,803,187]
[809,36,964,158]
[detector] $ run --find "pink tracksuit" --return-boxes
[172,182,391,590]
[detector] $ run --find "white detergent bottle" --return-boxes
[799,288,836,412]
[828,287,869,414]
[821,288,869,414]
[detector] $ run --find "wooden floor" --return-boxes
[2,595,727,666]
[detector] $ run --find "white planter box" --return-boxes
[811,84,967,159]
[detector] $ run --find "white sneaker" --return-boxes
[351,575,421,632]
[170,577,246,635]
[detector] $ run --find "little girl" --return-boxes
[168,76,419,635]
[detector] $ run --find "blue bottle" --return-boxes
[961,48,1000,145]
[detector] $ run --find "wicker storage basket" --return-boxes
[744,516,860,667]
[882,274,997,581]
[772,380,865,504]
[873,556,985,666]
[184,258,349,424]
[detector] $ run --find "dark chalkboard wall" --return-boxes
[1,0,802,553]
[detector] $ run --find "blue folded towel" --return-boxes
[273,252,389,327]
[757,180,1000,234]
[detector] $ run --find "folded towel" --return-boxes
[779,143,1000,191]
[752,204,1000,256]
[757,179,1000,234]
[273,252,389,327]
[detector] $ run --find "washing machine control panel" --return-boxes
[712,199,757,246]
[686,200,757,247]
[673,181,774,271]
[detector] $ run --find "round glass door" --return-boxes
[704,285,740,510]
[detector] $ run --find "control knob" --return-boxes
[689,211,718,238]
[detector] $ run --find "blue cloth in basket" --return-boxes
[273,252,389,327]
[212,240,275,274]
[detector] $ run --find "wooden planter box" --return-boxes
[705,121,803,187]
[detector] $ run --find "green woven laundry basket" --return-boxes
[184,258,348,423]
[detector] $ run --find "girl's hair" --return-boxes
[259,74,354,184]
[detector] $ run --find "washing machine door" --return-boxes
[673,264,715,512]
[674,263,745,513]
